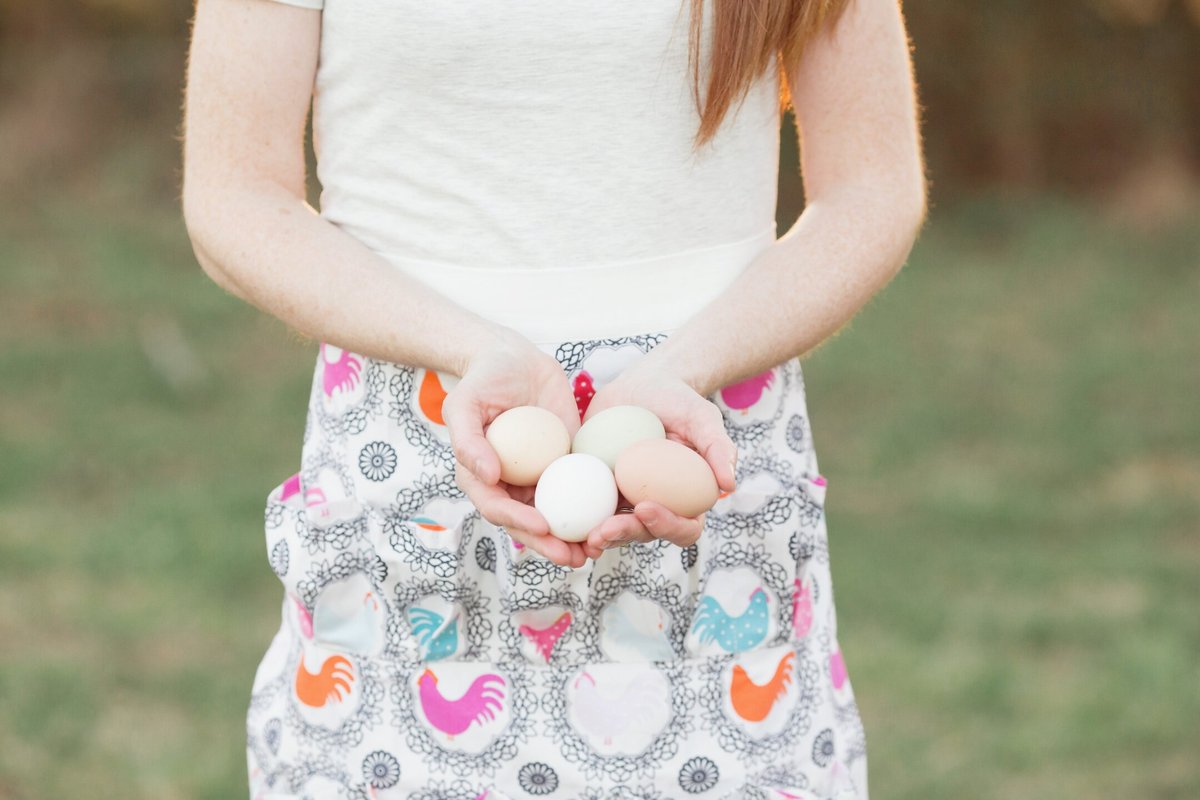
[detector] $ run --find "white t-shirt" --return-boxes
[267,0,780,343]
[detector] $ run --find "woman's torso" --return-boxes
[311,0,782,341]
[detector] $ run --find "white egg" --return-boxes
[535,453,618,542]
[572,405,666,470]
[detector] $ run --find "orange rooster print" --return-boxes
[730,650,795,722]
[418,369,449,425]
[295,653,355,708]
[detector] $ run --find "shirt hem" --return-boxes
[374,223,779,345]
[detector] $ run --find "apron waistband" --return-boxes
[377,223,777,345]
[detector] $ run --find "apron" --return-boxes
[246,330,868,799]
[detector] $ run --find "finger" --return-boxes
[635,500,704,547]
[547,378,584,437]
[507,526,588,568]
[684,402,738,492]
[504,482,537,505]
[457,463,550,535]
[481,493,550,537]
[442,389,501,485]
[586,513,653,552]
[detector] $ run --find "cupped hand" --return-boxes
[577,360,738,560]
[441,328,588,568]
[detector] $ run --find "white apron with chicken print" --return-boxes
[246,331,868,800]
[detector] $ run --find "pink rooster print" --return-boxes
[719,369,776,414]
[791,577,813,640]
[279,472,330,510]
[279,473,302,503]
[519,611,572,662]
[320,343,363,398]
[417,669,506,737]
[830,649,848,692]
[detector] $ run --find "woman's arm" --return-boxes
[576,0,926,557]
[636,0,927,397]
[184,0,594,567]
[181,0,506,378]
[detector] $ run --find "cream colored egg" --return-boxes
[535,453,619,542]
[572,405,666,470]
[614,438,719,518]
[484,405,571,486]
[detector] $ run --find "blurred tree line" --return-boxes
[1,0,1198,204]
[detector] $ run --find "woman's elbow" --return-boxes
[887,165,928,268]
[181,183,247,300]
[895,157,929,241]
[181,189,218,275]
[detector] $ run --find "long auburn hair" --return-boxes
[686,0,852,150]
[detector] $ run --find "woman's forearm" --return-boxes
[183,179,510,378]
[644,184,926,397]
[181,3,500,375]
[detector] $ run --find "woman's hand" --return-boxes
[578,359,738,560]
[441,328,589,568]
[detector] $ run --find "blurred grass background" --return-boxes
[1,0,1199,798]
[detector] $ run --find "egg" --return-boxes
[572,405,666,470]
[534,453,619,542]
[614,438,719,518]
[484,405,571,486]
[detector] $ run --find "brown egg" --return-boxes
[614,438,719,518]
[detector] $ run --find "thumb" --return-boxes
[689,402,738,493]
[549,379,584,438]
[442,389,500,485]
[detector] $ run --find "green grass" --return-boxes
[1,178,1197,799]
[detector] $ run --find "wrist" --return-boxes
[452,319,527,377]
[633,343,718,398]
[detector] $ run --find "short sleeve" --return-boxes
[262,0,323,9]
